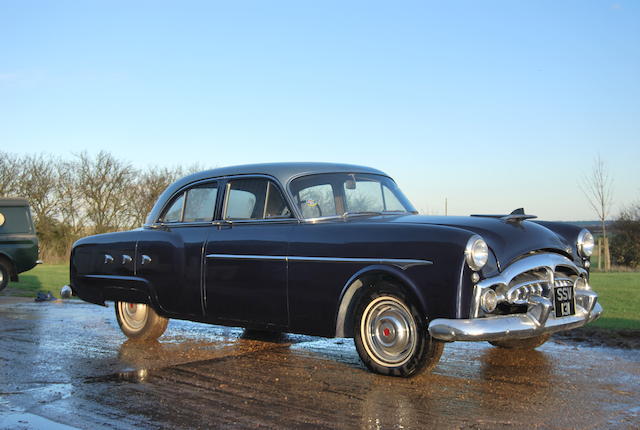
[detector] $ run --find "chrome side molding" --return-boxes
[206,254,432,271]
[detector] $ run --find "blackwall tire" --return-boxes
[489,334,551,350]
[353,287,444,377]
[115,301,169,341]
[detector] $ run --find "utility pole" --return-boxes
[445,198,448,216]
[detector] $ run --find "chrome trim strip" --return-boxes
[206,254,432,270]
[207,254,287,262]
[289,256,431,269]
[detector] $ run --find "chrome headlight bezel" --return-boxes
[465,235,489,271]
[577,229,594,258]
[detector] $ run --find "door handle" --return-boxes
[122,254,132,265]
[141,255,152,265]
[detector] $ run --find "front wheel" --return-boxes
[354,289,444,377]
[489,334,550,350]
[115,301,168,341]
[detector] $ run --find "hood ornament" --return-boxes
[471,208,538,223]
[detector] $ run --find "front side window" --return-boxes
[224,178,293,220]
[290,173,415,219]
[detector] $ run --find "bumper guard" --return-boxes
[428,289,603,342]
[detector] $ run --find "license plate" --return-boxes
[554,285,576,317]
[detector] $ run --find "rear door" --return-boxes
[137,181,219,316]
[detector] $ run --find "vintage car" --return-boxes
[0,198,39,291]
[67,163,602,377]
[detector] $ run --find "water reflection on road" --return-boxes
[1,300,638,429]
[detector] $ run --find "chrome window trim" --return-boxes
[219,218,300,226]
[206,254,432,270]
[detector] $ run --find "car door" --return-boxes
[204,177,294,328]
[137,181,219,316]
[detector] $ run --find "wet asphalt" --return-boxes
[0,298,639,429]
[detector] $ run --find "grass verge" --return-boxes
[1,264,69,298]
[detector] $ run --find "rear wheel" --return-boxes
[115,301,168,341]
[0,260,10,292]
[489,334,550,350]
[354,287,444,377]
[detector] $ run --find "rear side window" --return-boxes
[162,194,185,223]
[0,207,32,234]
[160,182,218,223]
[184,185,218,222]
[224,178,292,220]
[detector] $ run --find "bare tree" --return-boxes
[130,166,182,227]
[582,155,614,271]
[75,151,136,234]
[16,154,59,225]
[15,154,61,261]
[0,151,22,197]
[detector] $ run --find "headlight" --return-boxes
[465,235,489,271]
[577,229,594,258]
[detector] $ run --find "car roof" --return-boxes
[147,162,389,224]
[0,198,30,207]
[175,162,387,188]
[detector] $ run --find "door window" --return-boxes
[184,185,218,222]
[160,182,218,223]
[162,194,185,223]
[296,183,337,218]
[224,178,292,220]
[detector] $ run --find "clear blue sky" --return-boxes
[1,1,638,220]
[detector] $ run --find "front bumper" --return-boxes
[428,289,603,342]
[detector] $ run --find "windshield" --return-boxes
[289,173,417,219]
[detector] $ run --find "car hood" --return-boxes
[382,214,574,269]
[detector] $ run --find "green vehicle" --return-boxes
[0,198,39,291]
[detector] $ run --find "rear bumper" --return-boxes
[428,290,603,342]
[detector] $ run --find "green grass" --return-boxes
[3,264,639,331]
[589,272,640,330]
[1,263,69,298]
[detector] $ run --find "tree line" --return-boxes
[0,150,203,262]
[1,150,638,269]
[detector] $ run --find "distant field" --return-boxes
[589,272,640,330]
[3,264,638,331]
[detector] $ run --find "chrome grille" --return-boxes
[504,269,550,305]
[472,253,587,318]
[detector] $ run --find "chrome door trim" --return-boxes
[206,254,432,270]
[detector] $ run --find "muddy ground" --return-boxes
[1,298,639,429]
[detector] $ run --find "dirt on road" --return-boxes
[1,298,639,429]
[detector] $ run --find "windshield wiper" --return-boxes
[342,211,383,218]
[342,211,408,218]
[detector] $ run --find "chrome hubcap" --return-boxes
[118,302,148,331]
[362,297,417,366]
